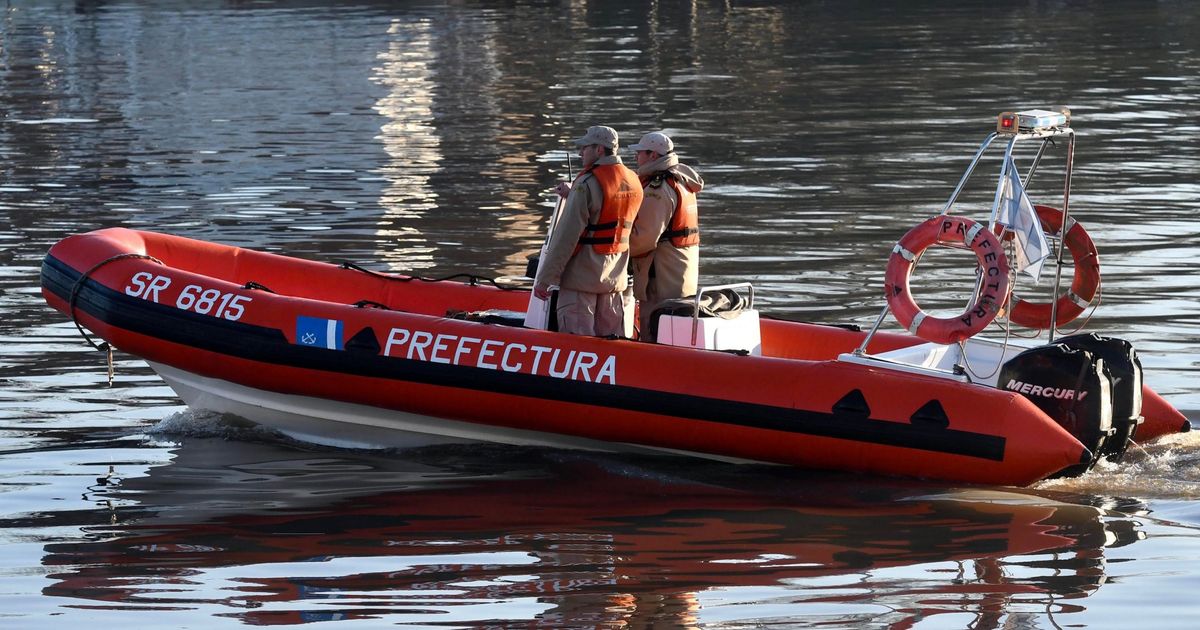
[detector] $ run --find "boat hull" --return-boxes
[150,360,765,462]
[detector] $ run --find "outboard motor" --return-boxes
[998,343,1114,475]
[1056,334,1143,460]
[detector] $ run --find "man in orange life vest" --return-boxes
[628,131,704,339]
[533,125,644,337]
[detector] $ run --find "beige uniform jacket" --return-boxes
[536,155,636,295]
[630,155,703,310]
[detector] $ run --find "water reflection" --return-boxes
[370,9,563,277]
[373,16,441,271]
[37,436,1140,627]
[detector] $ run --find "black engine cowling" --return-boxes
[1055,333,1143,460]
[998,342,1114,475]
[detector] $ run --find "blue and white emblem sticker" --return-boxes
[296,316,344,350]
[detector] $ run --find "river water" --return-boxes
[3,1,1200,628]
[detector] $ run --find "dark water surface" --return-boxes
[4,1,1200,627]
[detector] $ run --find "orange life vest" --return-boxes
[577,163,643,254]
[660,175,699,247]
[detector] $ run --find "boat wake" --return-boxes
[147,408,290,444]
[146,406,1200,503]
[1038,430,1200,499]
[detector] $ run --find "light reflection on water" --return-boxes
[3,0,1200,627]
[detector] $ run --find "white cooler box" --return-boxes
[654,283,762,355]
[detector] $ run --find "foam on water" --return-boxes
[1038,431,1200,499]
[147,408,288,443]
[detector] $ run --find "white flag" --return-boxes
[998,156,1050,281]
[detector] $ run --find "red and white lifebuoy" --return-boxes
[885,215,1011,345]
[1006,205,1100,329]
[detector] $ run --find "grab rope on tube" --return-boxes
[338,261,526,291]
[68,253,163,385]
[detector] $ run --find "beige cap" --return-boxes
[630,131,673,155]
[572,125,619,150]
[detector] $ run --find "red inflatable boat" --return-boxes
[41,227,1186,486]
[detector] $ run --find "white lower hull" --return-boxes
[147,361,757,463]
